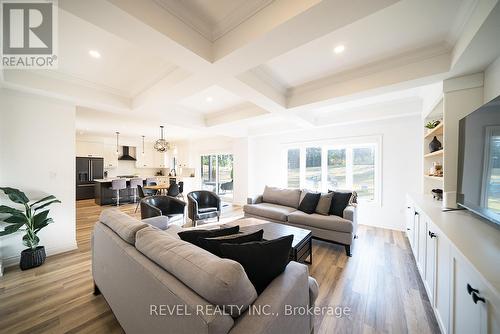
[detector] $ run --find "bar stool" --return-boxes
[129,178,143,204]
[109,179,127,206]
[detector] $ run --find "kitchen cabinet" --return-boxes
[154,151,169,168]
[406,195,499,334]
[76,140,104,158]
[103,144,118,169]
[136,149,154,168]
[136,149,170,169]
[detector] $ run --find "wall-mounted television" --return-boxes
[457,95,500,226]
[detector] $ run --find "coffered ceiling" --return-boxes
[154,0,274,41]
[2,0,500,140]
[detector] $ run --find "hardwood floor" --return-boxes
[0,200,440,334]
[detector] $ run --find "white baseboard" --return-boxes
[2,240,78,269]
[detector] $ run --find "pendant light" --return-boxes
[115,131,120,155]
[154,125,170,152]
[141,135,145,156]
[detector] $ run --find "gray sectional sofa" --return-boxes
[244,186,357,256]
[93,209,319,334]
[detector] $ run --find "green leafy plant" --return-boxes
[0,187,60,249]
[425,120,441,129]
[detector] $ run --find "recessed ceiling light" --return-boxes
[89,50,101,58]
[206,96,213,102]
[333,45,345,54]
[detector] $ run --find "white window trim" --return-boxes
[282,135,383,206]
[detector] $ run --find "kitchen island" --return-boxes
[94,178,144,206]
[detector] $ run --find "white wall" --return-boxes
[248,116,422,231]
[484,55,500,103]
[0,89,77,267]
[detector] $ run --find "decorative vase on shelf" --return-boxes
[429,136,442,153]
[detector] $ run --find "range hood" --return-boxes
[118,146,136,161]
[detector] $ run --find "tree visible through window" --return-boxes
[327,149,346,190]
[286,144,378,202]
[353,147,375,200]
[305,147,321,191]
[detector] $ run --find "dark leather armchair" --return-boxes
[187,190,221,226]
[140,195,186,226]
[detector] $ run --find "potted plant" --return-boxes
[425,120,441,130]
[0,187,60,270]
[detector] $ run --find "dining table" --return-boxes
[144,183,170,195]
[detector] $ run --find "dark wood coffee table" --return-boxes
[224,218,313,264]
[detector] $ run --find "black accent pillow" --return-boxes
[219,235,293,294]
[328,190,352,217]
[199,229,264,257]
[298,192,321,214]
[178,226,239,248]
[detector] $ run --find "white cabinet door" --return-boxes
[405,205,415,250]
[452,252,488,334]
[416,211,427,273]
[434,226,451,334]
[153,151,169,168]
[136,150,154,168]
[76,141,104,158]
[103,144,118,169]
[425,220,437,305]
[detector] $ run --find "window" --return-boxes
[285,141,379,202]
[305,147,321,191]
[287,149,300,188]
[352,147,375,201]
[327,149,346,190]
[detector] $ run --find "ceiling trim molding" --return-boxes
[153,0,275,42]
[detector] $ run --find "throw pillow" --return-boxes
[315,192,333,215]
[328,190,352,217]
[199,229,264,257]
[219,235,293,294]
[298,192,321,214]
[178,226,240,248]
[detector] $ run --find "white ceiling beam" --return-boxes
[287,44,452,110]
[204,103,269,127]
[2,71,131,112]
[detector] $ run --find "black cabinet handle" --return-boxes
[407,228,411,231]
[414,212,419,216]
[467,284,479,295]
[472,292,486,304]
[428,231,436,238]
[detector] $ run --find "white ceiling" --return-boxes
[154,0,274,41]
[179,85,246,114]
[3,0,499,141]
[262,0,475,88]
[46,9,177,97]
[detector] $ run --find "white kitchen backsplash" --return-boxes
[104,160,167,178]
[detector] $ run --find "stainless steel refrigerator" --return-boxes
[76,157,104,200]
